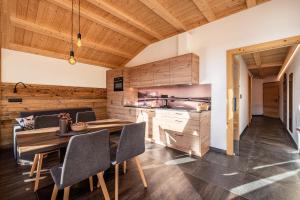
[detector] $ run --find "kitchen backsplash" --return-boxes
[134,84,211,109]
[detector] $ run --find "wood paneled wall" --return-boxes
[0,83,107,147]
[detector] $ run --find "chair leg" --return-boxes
[89,176,94,192]
[29,154,38,177]
[123,161,127,174]
[115,164,119,200]
[34,153,44,192]
[63,186,70,200]
[97,172,110,200]
[134,156,148,188]
[51,184,58,200]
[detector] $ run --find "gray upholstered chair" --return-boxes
[50,130,111,200]
[76,111,96,123]
[30,114,60,192]
[34,114,59,129]
[112,122,147,200]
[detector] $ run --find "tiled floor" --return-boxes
[0,116,299,200]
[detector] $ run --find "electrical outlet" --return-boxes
[8,98,23,103]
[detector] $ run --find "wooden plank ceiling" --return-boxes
[1,0,269,68]
[241,46,291,78]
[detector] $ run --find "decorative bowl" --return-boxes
[71,122,87,132]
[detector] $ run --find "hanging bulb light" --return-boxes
[69,50,76,65]
[77,0,82,47]
[77,33,82,47]
[69,0,76,65]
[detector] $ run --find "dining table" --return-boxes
[16,118,133,158]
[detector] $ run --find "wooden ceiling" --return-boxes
[1,0,269,68]
[241,46,291,78]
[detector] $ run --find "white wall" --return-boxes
[1,49,108,88]
[127,0,300,150]
[280,49,300,148]
[235,56,249,135]
[252,79,264,115]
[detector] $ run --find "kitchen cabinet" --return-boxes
[129,53,199,88]
[152,109,210,157]
[153,59,170,86]
[170,54,199,85]
[129,64,154,88]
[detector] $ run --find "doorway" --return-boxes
[289,73,293,132]
[283,73,287,127]
[263,82,280,118]
[226,35,300,155]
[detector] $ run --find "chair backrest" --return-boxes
[76,111,96,123]
[34,114,59,129]
[60,130,110,187]
[20,107,92,123]
[116,122,146,164]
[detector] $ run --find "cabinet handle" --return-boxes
[175,120,182,123]
[175,133,183,136]
[175,113,183,115]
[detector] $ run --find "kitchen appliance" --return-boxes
[114,77,123,91]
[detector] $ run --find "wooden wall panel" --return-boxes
[0,83,107,146]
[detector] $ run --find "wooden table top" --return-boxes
[17,119,132,156]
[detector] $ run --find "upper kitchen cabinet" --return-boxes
[128,53,199,88]
[129,63,154,88]
[153,59,171,86]
[170,54,199,85]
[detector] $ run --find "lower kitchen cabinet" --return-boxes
[112,107,211,157]
[152,110,211,157]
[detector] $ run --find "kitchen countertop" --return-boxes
[123,105,210,113]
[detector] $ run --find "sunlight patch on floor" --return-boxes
[164,157,196,165]
[230,168,300,195]
[24,176,47,183]
[223,172,239,176]
[253,159,300,170]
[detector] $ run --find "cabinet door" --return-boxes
[153,59,170,86]
[170,54,192,85]
[129,65,153,88]
[129,68,140,88]
[140,64,154,87]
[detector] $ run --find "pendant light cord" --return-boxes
[71,0,74,51]
[78,0,80,33]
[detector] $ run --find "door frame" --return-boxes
[226,35,300,155]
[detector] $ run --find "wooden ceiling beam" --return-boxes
[252,52,263,77]
[48,0,151,45]
[278,45,300,79]
[85,0,163,40]
[248,62,283,70]
[10,16,132,59]
[7,43,117,68]
[192,0,216,22]
[253,52,262,66]
[246,0,257,8]
[140,0,187,31]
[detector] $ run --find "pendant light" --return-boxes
[69,0,76,65]
[77,0,82,47]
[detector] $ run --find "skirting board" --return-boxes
[209,146,226,155]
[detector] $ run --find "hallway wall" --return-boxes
[235,55,249,135]
[280,49,300,147]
